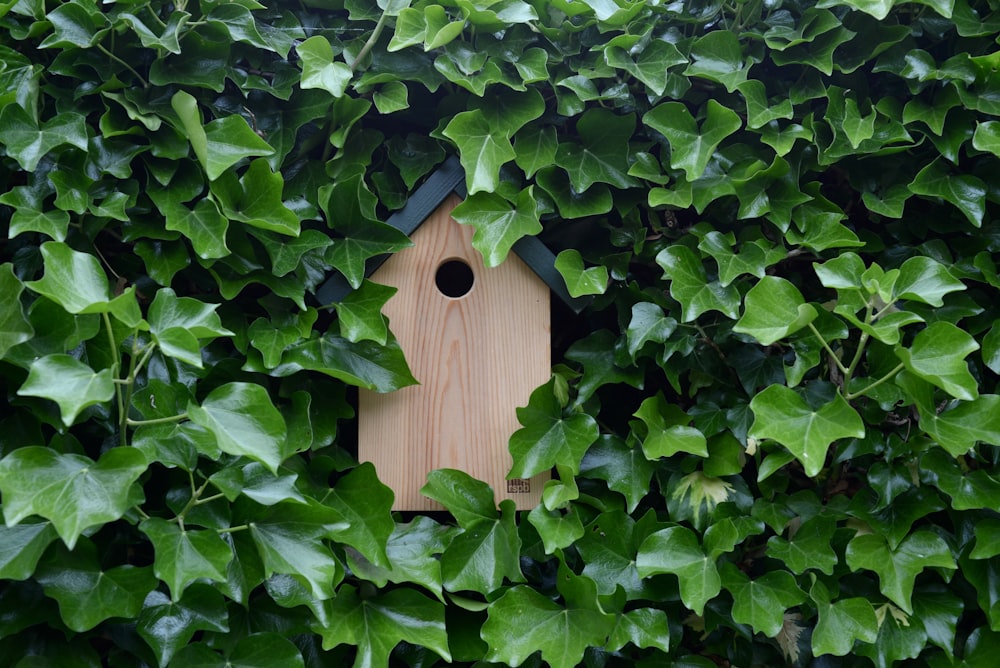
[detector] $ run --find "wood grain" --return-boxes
[358,194,551,510]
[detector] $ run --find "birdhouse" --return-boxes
[317,157,586,511]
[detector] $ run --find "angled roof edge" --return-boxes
[316,155,591,313]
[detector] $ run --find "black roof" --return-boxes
[316,155,589,313]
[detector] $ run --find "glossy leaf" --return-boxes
[333,280,396,345]
[187,382,288,473]
[442,109,516,194]
[811,579,879,656]
[895,321,979,401]
[140,518,232,601]
[0,447,147,549]
[137,587,230,668]
[721,563,806,637]
[297,35,353,98]
[0,522,58,580]
[749,386,865,477]
[17,354,114,426]
[656,245,740,322]
[554,249,609,298]
[846,531,956,613]
[643,100,742,181]
[733,276,818,346]
[637,526,721,615]
[509,380,600,478]
[315,585,451,666]
[451,187,542,267]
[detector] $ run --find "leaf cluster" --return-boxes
[3,0,1000,665]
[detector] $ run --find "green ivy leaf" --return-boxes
[442,109,516,194]
[733,276,818,346]
[766,515,838,575]
[136,586,230,668]
[297,35,353,98]
[323,463,395,569]
[604,39,687,96]
[36,547,156,632]
[421,468,499,529]
[749,386,865,477]
[315,585,451,666]
[857,603,929,667]
[684,30,749,91]
[528,505,585,554]
[211,158,300,235]
[187,382,288,473]
[324,216,413,290]
[899,370,1000,455]
[249,501,347,600]
[25,242,138,319]
[973,120,1000,157]
[17,354,114,426]
[509,379,600,479]
[441,502,523,594]
[634,393,708,458]
[637,525,721,615]
[579,435,656,513]
[172,633,305,667]
[0,446,147,549]
[0,522,58,580]
[334,280,396,345]
[656,245,741,322]
[909,159,987,227]
[554,108,638,191]
[276,333,418,393]
[895,321,979,401]
[482,585,614,668]
[148,288,233,368]
[625,302,677,360]
[810,579,879,656]
[894,256,966,306]
[554,249,609,298]
[720,563,807,637]
[845,531,956,614]
[697,232,786,287]
[0,105,88,171]
[451,187,542,267]
[643,100,742,181]
[139,518,233,602]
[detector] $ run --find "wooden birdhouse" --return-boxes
[317,157,586,511]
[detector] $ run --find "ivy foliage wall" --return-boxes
[2,0,1000,665]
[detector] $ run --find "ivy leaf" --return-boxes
[334,280,396,345]
[698,232,786,287]
[509,379,600,479]
[896,321,978,401]
[555,249,609,298]
[323,463,395,570]
[625,302,677,360]
[845,531,956,614]
[325,217,413,290]
[172,633,305,666]
[156,195,231,260]
[481,585,615,668]
[211,158,300,235]
[721,563,807,637]
[733,276,818,346]
[528,506,585,554]
[136,586,230,668]
[749,386,865,477]
[0,105,88,171]
[187,382,288,474]
[249,501,347,600]
[603,39,687,96]
[36,550,156,632]
[917,393,1000,457]
[973,120,1000,157]
[0,522,58,580]
[277,333,418,393]
[442,109,516,194]
[579,435,656,513]
[421,468,499,529]
[634,393,708,458]
[441,502,524,594]
[656,245,740,322]
[297,35,353,98]
[17,354,114,426]
[893,256,966,306]
[314,585,451,667]
[637,525,721,615]
[554,108,637,191]
[908,159,986,227]
[0,446,147,549]
[451,188,542,267]
[148,288,233,367]
[684,30,749,91]
[345,516,454,601]
[139,518,233,602]
[810,579,879,656]
[643,100,742,181]
[767,515,839,575]
[25,241,132,317]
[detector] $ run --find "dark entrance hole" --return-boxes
[435,259,474,298]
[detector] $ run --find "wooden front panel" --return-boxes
[358,194,550,510]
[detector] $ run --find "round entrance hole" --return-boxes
[435,259,474,298]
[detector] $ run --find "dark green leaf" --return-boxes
[187,382,288,473]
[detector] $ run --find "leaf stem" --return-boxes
[844,305,874,385]
[807,321,848,375]
[195,493,226,505]
[844,363,905,401]
[350,10,388,70]
[126,412,189,427]
[120,333,141,443]
[103,312,125,425]
[217,524,250,534]
[96,44,149,88]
